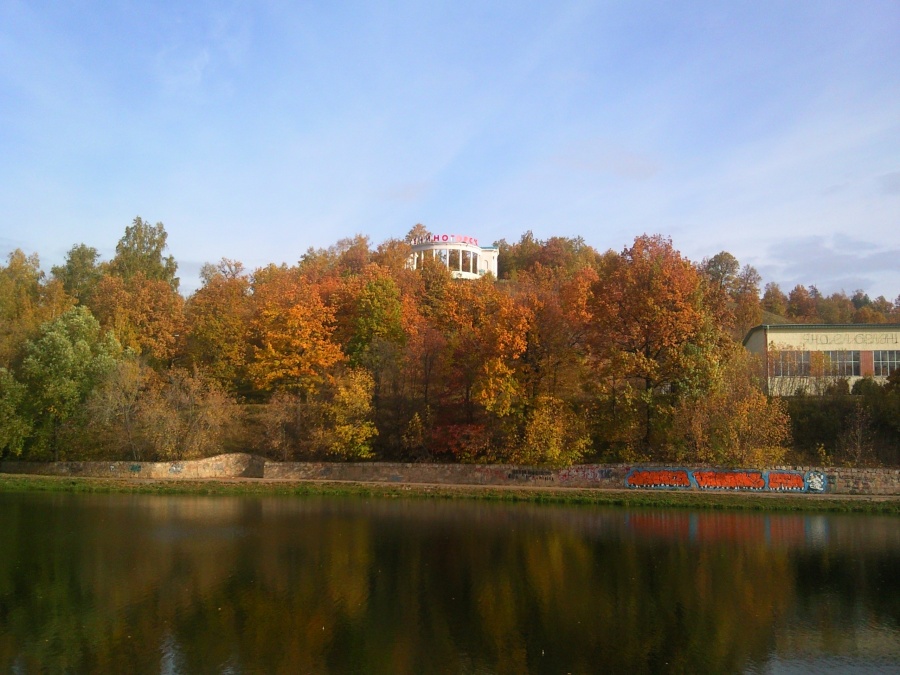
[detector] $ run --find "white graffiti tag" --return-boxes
[806,471,827,493]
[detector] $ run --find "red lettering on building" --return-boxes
[414,235,481,247]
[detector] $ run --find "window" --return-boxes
[824,351,860,377]
[772,351,809,377]
[874,350,900,377]
[462,250,472,273]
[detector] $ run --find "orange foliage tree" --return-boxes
[89,272,185,367]
[587,235,731,455]
[247,265,344,396]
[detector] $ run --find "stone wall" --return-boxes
[0,453,265,479]
[2,455,898,495]
[263,461,627,489]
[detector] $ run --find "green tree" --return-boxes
[347,276,406,366]
[51,243,103,305]
[0,368,30,457]
[107,216,179,290]
[19,306,122,460]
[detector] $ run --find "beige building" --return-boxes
[743,324,900,395]
[407,233,499,279]
[744,324,900,396]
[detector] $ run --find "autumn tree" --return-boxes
[331,235,371,276]
[513,264,596,403]
[183,259,252,392]
[786,285,818,322]
[699,252,761,339]
[761,282,788,318]
[404,223,431,243]
[671,345,791,466]
[438,275,528,420]
[587,235,729,455]
[88,272,185,367]
[870,296,893,318]
[699,251,740,293]
[853,305,889,324]
[498,231,600,279]
[86,357,154,460]
[371,238,415,277]
[511,395,591,467]
[731,264,763,339]
[0,250,73,367]
[259,368,376,460]
[248,265,344,395]
[137,368,240,460]
[333,271,412,453]
[497,231,543,279]
[343,276,405,363]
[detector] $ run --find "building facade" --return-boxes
[743,324,900,395]
[407,233,499,279]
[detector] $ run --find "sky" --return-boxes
[1,1,898,299]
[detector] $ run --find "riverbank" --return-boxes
[2,473,898,514]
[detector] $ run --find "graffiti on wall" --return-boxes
[694,470,765,490]
[626,469,692,488]
[557,466,614,483]
[625,468,828,493]
[507,468,555,482]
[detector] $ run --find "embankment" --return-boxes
[2,454,898,496]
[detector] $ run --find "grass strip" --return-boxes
[1,473,898,514]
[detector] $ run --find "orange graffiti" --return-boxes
[768,472,805,491]
[694,470,764,490]
[627,469,691,488]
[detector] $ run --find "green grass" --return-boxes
[1,473,898,514]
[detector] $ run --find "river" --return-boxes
[0,492,898,673]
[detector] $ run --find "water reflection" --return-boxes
[0,494,897,673]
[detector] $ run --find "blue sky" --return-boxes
[1,1,898,298]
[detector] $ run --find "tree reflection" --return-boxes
[0,495,898,673]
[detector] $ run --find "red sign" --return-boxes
[413,234,479,246]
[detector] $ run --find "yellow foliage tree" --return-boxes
[672,346,791,466]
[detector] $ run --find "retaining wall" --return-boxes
[2,455,898,495]
[0,453,265,480]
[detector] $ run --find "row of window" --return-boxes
[411,248,481,274]
[771,350,900,378]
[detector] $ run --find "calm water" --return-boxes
[0,493,898,674]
